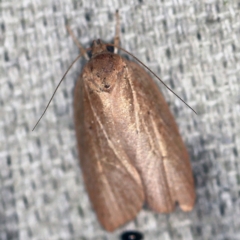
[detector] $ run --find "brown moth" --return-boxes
[31,11,196,232]
[71,11,195,232]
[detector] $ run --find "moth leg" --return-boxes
[66,26,90,60]
[114,10,120,54]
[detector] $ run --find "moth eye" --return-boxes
[88,51,92,58]
[106,45,114,53]
[104,84,110,89]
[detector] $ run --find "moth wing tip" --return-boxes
[180,203,195,212]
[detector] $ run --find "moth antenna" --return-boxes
[114,10,120,53]
[32,52,85,131]
[66,26,90,60]
[107,44,197,115]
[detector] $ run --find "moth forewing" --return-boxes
[74,50,145,232]
[113,60,195,213]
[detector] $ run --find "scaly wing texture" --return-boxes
[74,71,144,232]
[130,63,195,212]
[74,53,195,231]
[118,60,196,212]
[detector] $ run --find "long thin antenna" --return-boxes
[32,53,84,131]
[114,10,120,53]
[66,26,89,60]
[107,44,197,115]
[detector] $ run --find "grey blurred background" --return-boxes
[1,0,240,239]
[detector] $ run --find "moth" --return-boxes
[29,10,195,231]
[71,11,195,232]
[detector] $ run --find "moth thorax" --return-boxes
[87,53,123,92]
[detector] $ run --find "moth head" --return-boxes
[91,39,112,57]
[84,44,124,93]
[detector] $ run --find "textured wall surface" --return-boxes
[1,0,240,239]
